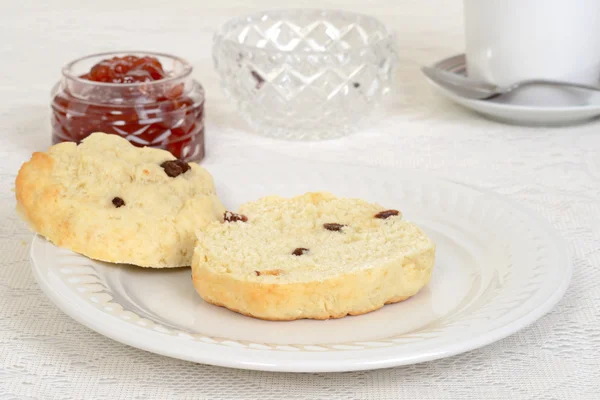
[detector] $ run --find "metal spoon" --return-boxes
[421,66,600,100]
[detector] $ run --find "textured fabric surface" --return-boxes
[1,0,598,399]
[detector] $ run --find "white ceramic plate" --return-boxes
[426,54,600,125]
[30,162,571,372]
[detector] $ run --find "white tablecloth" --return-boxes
[1,1,598,399]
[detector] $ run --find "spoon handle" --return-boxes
[512,79,600,92]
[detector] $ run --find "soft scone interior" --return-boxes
[197,192,433,282]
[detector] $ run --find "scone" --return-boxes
[16,132,225,268]
[191,192,435,320]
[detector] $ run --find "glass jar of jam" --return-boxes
[51,51,205,161]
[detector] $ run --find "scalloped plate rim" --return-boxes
[29,165,572,372]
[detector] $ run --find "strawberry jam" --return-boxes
[81,55,167,83]
[51,52,205,161]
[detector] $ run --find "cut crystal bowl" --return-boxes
[213,9,397,140]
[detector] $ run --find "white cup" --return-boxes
[464,0,600,105]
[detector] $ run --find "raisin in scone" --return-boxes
[191,192,435,320]
[16,132,225,268]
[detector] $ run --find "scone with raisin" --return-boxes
[16,132,225,268]
[192,192,435,320]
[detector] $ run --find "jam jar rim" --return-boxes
[62,50,193,88]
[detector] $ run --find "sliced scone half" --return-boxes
[16,132,225,268]
[192,192,435,320]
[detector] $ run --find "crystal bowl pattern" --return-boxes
[213,9,398,140]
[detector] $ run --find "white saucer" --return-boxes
[425,54,600,126]
[29,162,571,372]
